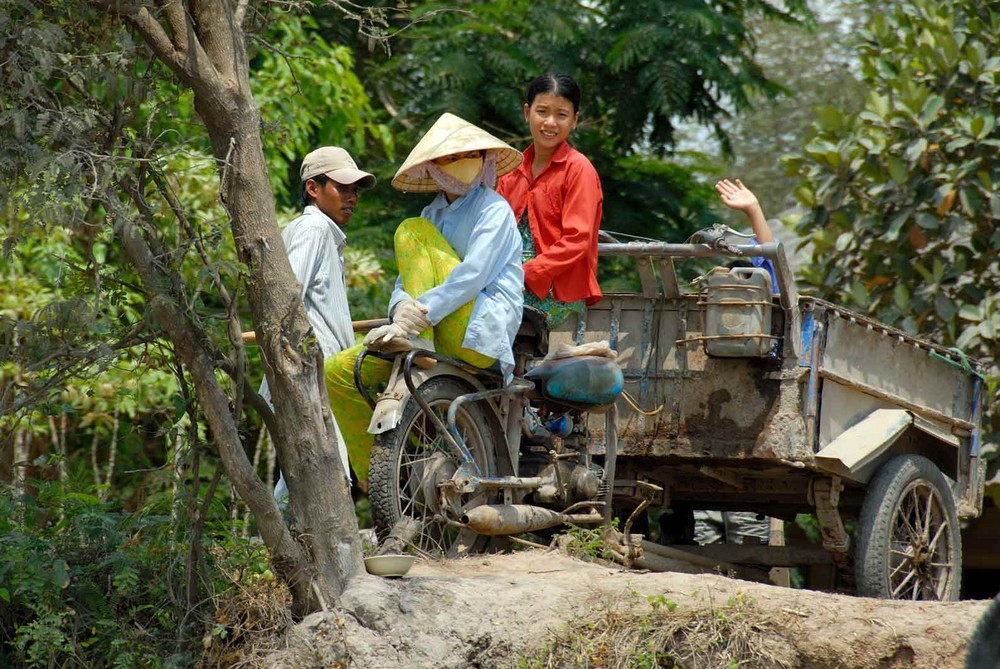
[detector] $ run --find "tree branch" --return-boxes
[234,0,249,27]
[109,193,318,602]
[91,1,183,74]
[190,0,240,81]
[93,0,222,93]
[156,0,190,54]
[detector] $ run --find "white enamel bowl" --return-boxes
[364,554,417,578]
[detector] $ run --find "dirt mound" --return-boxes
[266,549,991,668]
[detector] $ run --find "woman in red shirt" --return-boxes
[497,73,604,325]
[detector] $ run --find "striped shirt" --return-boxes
[282,205,354,357]
[267,205,355,487]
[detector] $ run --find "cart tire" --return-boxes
[369,376,500,557]
[855,454,961,600]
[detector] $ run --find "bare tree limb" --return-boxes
[234,0,249,27]
[156,0,190,54]
[93,0,221,92]
[106,187,318,606]
[190,0,239,81]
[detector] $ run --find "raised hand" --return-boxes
[715,178,759,214]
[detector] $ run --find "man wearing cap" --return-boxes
[271,146,375,505]
[286,146,376,357]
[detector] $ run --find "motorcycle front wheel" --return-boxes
[368,376,500,557]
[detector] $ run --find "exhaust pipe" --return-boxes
[462,504,603,535]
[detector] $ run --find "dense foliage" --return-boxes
[345,0,812,245]
[0,3,389,475]
[0,1,389,662]
[787,0,1000,419]
[12,0,993,664]
[0,478,284,668]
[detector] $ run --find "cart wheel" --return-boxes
[368,377,500,557]
[855,454,961,600]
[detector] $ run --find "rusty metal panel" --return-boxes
[563,295,804,461]
[821,314,976,424]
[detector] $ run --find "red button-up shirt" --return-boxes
[497,142,603,305]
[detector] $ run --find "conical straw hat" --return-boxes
[392,113,522,192]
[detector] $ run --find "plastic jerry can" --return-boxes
[703,266,773,357]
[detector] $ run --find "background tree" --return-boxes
[0,0,394,620]
[711,2,872,218]
[335,0,813,256]
[786,0,1000,461]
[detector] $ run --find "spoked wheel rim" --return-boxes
[393,396,490,556]
[886,478,955,600]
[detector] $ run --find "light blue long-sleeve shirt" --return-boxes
[389,185,524,382]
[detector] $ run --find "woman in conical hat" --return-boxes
[390,112,522,195]
[323,113,524,485]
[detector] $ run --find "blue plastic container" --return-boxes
[525,355,624,408]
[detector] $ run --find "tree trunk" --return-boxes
[96,0,362,613]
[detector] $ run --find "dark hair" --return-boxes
[525,73,581,113]
[302,174,330,207]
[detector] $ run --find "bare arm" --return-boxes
[715,178,773,243]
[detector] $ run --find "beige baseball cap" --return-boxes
[300,146,376,188]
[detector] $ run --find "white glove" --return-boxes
[362,323,412,352]
[392,299,431,337]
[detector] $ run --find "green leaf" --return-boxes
[912,261,933,283]
[893,283,910,310]
[867,91,890,118]
[53,560,70,589]
[979,317,995,339]
[935,295,957,322]
[959,304,983,322]
[919,94,945,125]
[916,212,940,229]
[945,136,973,151]
[933,258,945,283]
[975,114,995,139]
[814,106,844,132]
[959,187,980,216]
[794,186,816,207]
[956,325,979,349]
[850,280,869,308]
[886,211,909,241]
[887,155,908,183]
[904,137,928,162]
